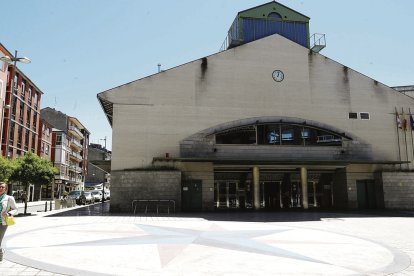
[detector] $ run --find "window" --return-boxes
[45,144,49,155]
[268,12,282,19]
[28,87,32,104]
[218,123,345,146]
[26,108,31,128]
[33,113,37,131]
[360,112,370,120]
[31,133,36,152]
[13,74,18,92]
[17,125,23,147]
[25,129,30,149]
[21,81,25,97]
[216,126,256,144]
[348,112,358,119]
[281,128,294,141]
[56,134,62,145]
[301,128,310,139]
[19,101,24,124]
[266,129,279,144]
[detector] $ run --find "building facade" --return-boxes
[98,1,414,212]
[41,107,90,194]
[0,44,13,152]
[85,143,111,190]
[37,118,53,161]
[1,62,42,159]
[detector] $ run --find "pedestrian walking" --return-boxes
[0,182,18,261]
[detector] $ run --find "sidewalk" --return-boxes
[1,205,414,275]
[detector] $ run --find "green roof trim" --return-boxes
[238,1,310,22]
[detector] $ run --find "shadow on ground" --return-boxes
[46,202,414,222]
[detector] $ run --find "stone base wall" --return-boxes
[382,172,414,209]
[110,170,181,213]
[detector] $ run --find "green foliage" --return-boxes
[9,152,58,186]
[0,156,15,182]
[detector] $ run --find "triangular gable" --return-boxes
[238,1,309,22]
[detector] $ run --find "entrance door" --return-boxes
[182,180,202,211]
[214,181,240,209]
[357,180,376,209]
[262,181,281,209]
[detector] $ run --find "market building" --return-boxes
[98,1,414,213]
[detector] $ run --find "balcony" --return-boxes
[55,174,69,181]
[69,164,83,173]
[69,176,83,185]
[68,125,83,139]
[70,138,82,150]
[69,151,83,161]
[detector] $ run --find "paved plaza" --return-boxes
[0,203,413,275]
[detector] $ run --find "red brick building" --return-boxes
[1,64,43,158]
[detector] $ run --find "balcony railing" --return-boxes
[69,151,82,160]
[70,138,82,149]
[68,125,83,138]
[69,164,83,173]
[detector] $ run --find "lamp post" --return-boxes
[0,50,31,159]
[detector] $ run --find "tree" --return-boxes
[9,152,58,214]
[0,156,15,182]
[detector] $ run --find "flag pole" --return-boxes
[409,108,414,166]
[402,108,409,167]
[395,107,402,170]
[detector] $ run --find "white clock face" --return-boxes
[272,70,284,82]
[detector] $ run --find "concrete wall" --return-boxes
[110,170,181,213]
[382,172,414,209]
[100,34,414,171]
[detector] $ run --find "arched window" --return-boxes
[268,12,282,19]
[215,123,346,146]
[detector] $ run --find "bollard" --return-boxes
[44,201,48,212]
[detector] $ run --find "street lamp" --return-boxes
[0,50,31,159]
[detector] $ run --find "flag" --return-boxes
[396,111,402,129]
[403,112,408,131]
[410,113,414,130]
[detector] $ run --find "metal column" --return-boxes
[300,167,309,209]
[253,166,260,210]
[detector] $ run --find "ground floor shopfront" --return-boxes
[180,163,385,212]
[108,159,414,213]
[214,170,335,210]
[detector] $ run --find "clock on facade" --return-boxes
[272,70,284,82]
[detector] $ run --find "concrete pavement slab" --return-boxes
[0,205,413,275]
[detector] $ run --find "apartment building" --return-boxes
[37,118,53,161]
[1,60,43,159]
[41,107,90,194]
[0,44,13,152]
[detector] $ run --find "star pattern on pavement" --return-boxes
[32,223,328,267]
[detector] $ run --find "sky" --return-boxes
[1,0,413,151]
